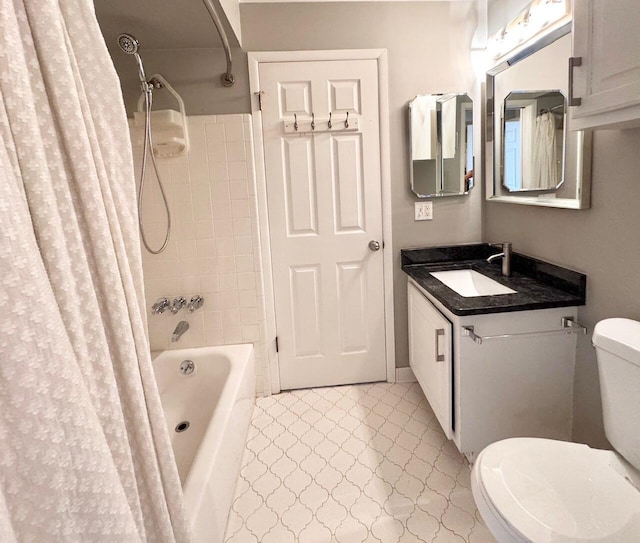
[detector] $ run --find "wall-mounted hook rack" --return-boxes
[283,114,359,134]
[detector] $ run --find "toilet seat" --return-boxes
[472,438,640,542]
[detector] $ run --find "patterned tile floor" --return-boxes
[224,382,497,543]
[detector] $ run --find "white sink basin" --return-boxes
[430,269,517,297]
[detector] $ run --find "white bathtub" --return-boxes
[152,344,255,543]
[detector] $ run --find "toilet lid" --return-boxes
[477,438,640,542]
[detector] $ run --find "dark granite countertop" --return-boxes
[402,244,586,316]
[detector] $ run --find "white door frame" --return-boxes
[248,49,395,394]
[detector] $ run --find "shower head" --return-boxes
[117,33,147,87]
[117,33,140,55]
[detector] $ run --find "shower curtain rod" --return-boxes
[201,0,235,87]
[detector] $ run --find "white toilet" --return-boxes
[471,318,640,542]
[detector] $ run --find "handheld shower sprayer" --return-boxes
[117,33,171,254]
[116,32,139,55]
[117,34,148,91]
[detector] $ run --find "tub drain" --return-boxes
[180,360,195,375]
[175,421,190,433]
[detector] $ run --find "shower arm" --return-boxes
[200,0,235,87]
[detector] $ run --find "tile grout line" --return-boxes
[224,383,496,543]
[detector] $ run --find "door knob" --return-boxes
[368,240,381,251]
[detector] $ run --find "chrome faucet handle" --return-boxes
[187,295,204,313]
[170,296,187,314]
[151,297,170,314]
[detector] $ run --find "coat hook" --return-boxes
[311,112,315,130]
[345,111,349,128]
[294,113,298,131]
[328,112,332,129]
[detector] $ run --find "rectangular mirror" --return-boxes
[409,93,474,198]
[486,24,592,209]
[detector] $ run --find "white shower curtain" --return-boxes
[531,111,559,189]
[0,1,189,541]
[520,104,535,189]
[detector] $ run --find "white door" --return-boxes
[504,119,522,190]
[259,59,386,390]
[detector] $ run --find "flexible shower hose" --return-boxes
[138,85,171,254]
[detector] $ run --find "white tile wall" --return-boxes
[131,114,269,394]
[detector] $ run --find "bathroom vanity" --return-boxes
[402,244,586,461]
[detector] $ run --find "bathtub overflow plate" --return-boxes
[180,359,195,375]
[175,421,190,433]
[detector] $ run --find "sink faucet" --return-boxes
[487,242,512,277]
[171,321,189,342]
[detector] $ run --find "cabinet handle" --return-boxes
[435,328,445,362]
[568,56,583,107]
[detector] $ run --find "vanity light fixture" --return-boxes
[488,0,571,61]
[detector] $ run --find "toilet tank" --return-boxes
[592,318,640,471]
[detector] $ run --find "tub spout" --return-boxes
[171,321,189,342]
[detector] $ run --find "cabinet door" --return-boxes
[571,0,640,129]
[407,282,452,438]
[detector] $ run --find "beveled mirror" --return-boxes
[503,90,565,191]
[486,23,592,208]
[409,94,474,198]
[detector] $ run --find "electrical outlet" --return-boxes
[414,201,433,221]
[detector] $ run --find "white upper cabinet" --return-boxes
[570,0,640,129]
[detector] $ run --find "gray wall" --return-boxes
[484,0,640,451]
[99,0,639,447]
[484,129,640,448]
[241,1,483,371]
[95,0,251,114]
[487,0,530,35]
[109,47,251,116]
[99,2,483,373]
